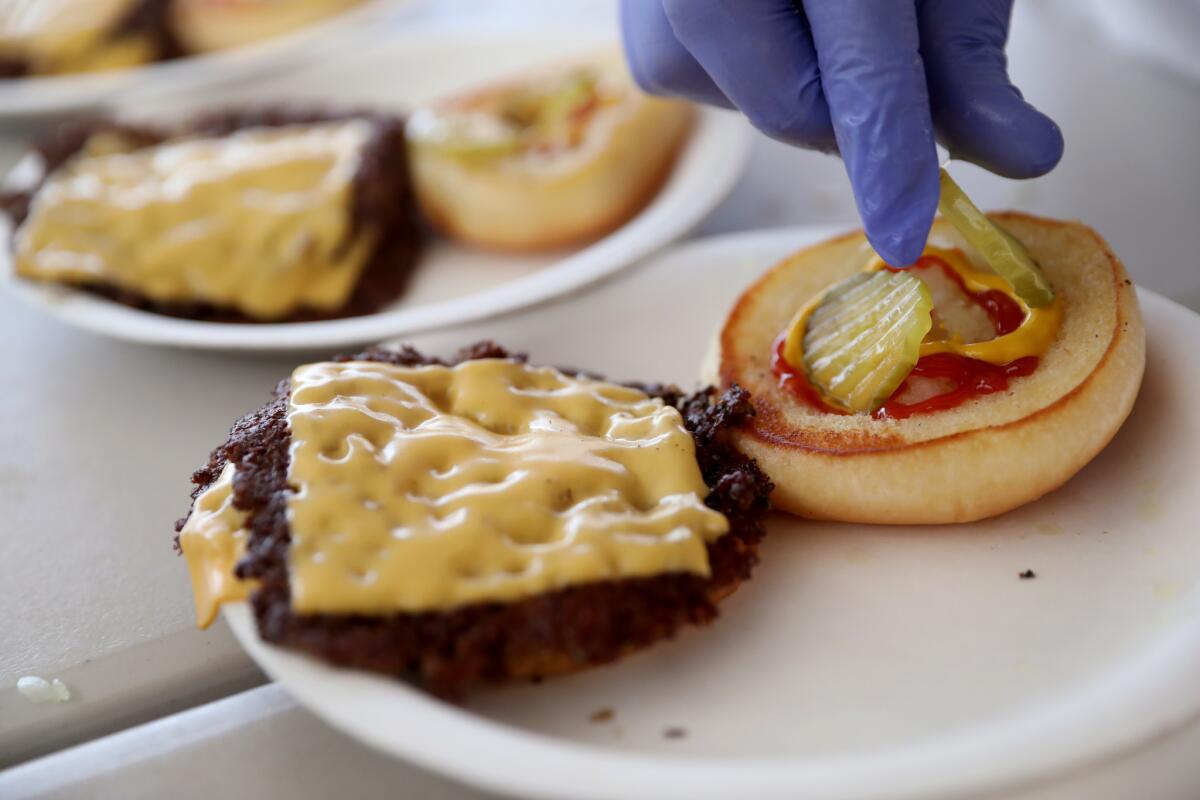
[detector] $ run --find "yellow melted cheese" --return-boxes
[0,0,152,74]
[282,359,729,614]
[178,463,254,628]
[15,121,376,320]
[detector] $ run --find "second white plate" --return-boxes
[0,29,751,352]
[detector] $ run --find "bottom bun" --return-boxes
[705,214,1146,524]
[408,60,694,252]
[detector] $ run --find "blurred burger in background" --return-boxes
[171,0,364,55]
[0,0,366,78]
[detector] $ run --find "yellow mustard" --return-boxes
[784,246,1063,373]
[178,463,254,628]
[15,121,376,320]
[0,0,153,74]
[866,248,1063,364]
[283,359,729,614]
[406,59,626,162]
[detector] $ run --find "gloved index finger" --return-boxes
[620,0,734,109]
[661,0,835,152]
[801,0,940,266]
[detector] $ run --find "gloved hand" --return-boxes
[621,0,1064,266]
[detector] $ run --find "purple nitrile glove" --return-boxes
[620,0,1064,266]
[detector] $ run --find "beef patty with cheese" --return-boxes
[3,108,422,323]
[176,343,772,696]
[0,0,180,78]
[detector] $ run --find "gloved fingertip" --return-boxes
[1019,111,1065,177]
[868,225,931,268]
[945,96,1064,180]
[862,180,938,268]
[920,0,1066,181]
[955,100,1070,178]
[928,50,1066,179]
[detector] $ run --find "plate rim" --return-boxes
[0,0,414,117]
[221,227,1200,800]
[0,105,751,352]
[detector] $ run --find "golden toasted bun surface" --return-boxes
[707,214,1146,524]
[173,0,363,53]
[408,58,693,252]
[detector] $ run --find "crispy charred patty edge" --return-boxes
[2,107,423,323]
[176,342,773,696]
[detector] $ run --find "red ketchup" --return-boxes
[773,255,1037,420]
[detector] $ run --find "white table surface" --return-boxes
[2,1,1199,798]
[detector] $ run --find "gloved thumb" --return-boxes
[919,0,1064,178]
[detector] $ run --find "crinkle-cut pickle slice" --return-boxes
[408,71,599,161]
[800,270,934,414]
[938,169,1055,308]
[503,70,597,131]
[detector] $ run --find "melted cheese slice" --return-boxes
[15,121,376,320]
[178,463,254,628]
[0,0,152,74]
[284,359,729,614]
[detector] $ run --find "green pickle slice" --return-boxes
[803,271,934,414]
[408,70,600,161]
[937,169,1055,307]
[503,70,597,130]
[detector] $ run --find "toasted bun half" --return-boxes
[703,214,1145,524]
[171,0,363,53]
[407,58,694,251]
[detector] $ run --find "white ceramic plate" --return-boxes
[0,0,411,120]
[0,31,751,352]
[224,228,1200,800]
